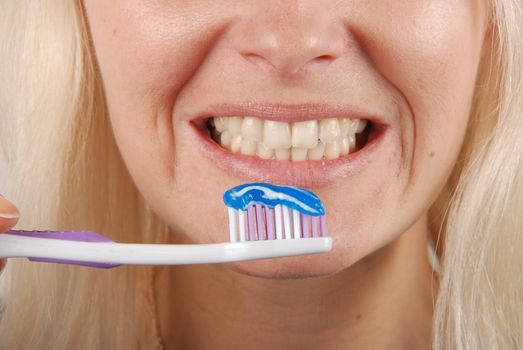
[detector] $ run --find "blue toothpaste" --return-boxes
[223,182,325,216]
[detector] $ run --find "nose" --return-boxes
[232,7,348,77]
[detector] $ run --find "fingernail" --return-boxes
[0,198,19,219]
[0,212,19,219]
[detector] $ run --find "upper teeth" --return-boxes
[209,116,368,161]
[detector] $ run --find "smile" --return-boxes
[207,116,369,161]
[190,103,390,187]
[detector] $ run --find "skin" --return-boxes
[2,1,489,348]
[0,197,19,273]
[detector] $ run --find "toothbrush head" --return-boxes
[223,182,328,243]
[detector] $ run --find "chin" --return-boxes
[225,242,350,280]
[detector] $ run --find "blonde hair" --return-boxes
[430,1,523,348]
[0,1,521,349]
[0,1,166,348]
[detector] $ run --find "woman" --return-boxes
[0,1,521,349]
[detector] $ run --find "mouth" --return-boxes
[207,116,370,161]
[189,103,389,187]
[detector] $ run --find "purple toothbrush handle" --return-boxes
[6,230,120,269]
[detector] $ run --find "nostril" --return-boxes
[243,51,339,76]
[243,53,278,72]
[314,54,338,63]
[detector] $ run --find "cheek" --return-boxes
[84,1,231,220]
[351,1,485,193]
[86,1,223,100]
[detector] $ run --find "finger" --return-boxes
[0,195,20,232]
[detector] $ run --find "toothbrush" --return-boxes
[0,182,332,268]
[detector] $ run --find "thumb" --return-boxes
[0,195,20,232]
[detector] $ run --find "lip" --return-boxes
[187,102,390,188]
[188,102,388,125]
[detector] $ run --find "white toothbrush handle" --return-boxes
[0,233,332,266]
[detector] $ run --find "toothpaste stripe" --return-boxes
[234,185,316,214]
[223,183,325,216]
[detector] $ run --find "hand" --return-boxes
[0,195,19,271]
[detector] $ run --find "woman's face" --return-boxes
[84,1,487,277]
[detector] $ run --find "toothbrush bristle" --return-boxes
[227,208,237,243]
[320,215,328,237]
[275,205,283,239]
[282,206,292,239]
[265,206,275,240]
[255,204,265,240]
[238,209,246,242]
[247,206,256,241]
[301,214,311,238]
[227,204,327,242]
[312,216,319,237]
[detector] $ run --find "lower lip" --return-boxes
[190,122,389,188]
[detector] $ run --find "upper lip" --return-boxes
[188,102,387,125]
